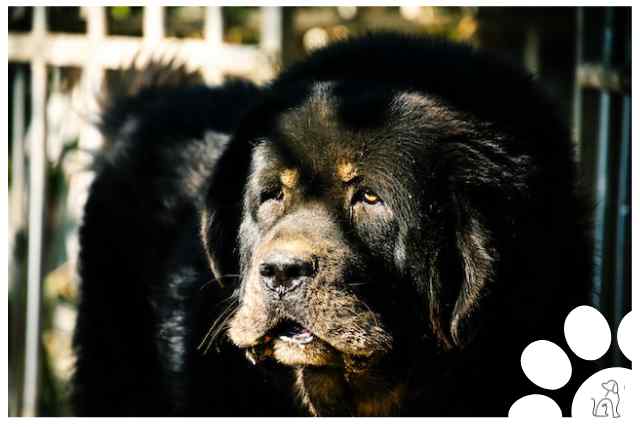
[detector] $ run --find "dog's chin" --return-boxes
[270,336,342,367]
[244,333,342,368]
[233,320,408,416]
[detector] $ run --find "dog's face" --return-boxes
[201,79,521,415]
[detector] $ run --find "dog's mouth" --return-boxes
[271,319,315,345]
[245,319,343,368]
[244,319,389,375]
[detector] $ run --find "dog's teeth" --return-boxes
[280,332,314,345]
[294,334,314,344]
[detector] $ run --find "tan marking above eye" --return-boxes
[280,169,299,189]
[337,161,358,183]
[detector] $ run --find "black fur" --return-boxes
[73,68,298,415]
[73,34,592,416]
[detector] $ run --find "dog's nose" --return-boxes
[259,252,315,297]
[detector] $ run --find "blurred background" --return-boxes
[7,6,631,416]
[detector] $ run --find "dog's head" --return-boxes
[200,35,578,415]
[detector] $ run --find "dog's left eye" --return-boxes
[352,189,383,206]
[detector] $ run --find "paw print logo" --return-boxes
[509,306,633,418]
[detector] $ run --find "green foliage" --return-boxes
[111,6,131,21]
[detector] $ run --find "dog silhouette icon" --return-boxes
[591,380,621,418]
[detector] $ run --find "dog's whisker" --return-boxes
[213,288,241,309]
[199,277,218,291]
[198,299,240,354]
[199,274,243,291]
[346,282,368,287]
[358,299,381,330]
[200,300,238,344]
[208,306,240,347]
[203,307,239,353]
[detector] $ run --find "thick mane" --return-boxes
[271,32,568,147]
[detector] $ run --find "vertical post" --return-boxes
[613,95,630,353]
[10,68,27,244]
[261,7,283,61]
[22,6,48,417]
[280,7,296,68]
[523,28,540,75]
[204,6,223,46]
[612,27,630,366]
[81,7,106,153]
[572,7,584,162]
[203,7,224,83]
[87,6,106,41]
[144,5,165,42]
[592,8,614,309]
[9,65,27,418]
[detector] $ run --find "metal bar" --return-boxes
[613,94,630,360]
[572,7,584,161]
[612,18,631,366]
[592,7,615,309]
[22,6,48,417]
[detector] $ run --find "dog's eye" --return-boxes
[260,188,284,204]
[353,189,383,206]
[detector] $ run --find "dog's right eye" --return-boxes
[352,189,383,206]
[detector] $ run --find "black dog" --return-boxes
[72,33,592,416]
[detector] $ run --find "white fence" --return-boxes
[8,6,282,416]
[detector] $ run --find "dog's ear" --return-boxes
[602,380,617,393]
[427,194,496,350]
[449,203,495,348]
[200,133,253,287]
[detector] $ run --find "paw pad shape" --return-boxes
[509,306,632,418]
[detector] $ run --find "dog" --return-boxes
[592,380,621,417]
[72,33,592,416]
